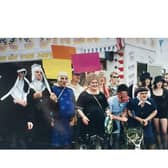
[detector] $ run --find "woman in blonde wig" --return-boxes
[76,73,110,148]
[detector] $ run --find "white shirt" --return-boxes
[68,83,84,101]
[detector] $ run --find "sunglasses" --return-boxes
[111,76,119,78]
[60,77,68,80]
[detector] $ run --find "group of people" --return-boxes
[72,71,168,149]
[1,64,168,150]
[0,64,75,149]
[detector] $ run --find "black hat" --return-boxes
[117,84,128,93]
[154,75,164,84]
[139,72,152,82]
[135,87,148,94]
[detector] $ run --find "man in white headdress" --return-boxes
[0,68,33,149]
[29,64,57,149]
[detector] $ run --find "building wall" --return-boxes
[124,38,158,86]
[157,39,168,71]
[0,38,118,62]
[1,38,167,86]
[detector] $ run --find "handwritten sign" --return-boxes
[72,53,101,73]
[42,58,72,79]
[51,45,76,59]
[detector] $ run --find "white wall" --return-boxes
[157,39,168,71]
[148,65,163,78]
[124,43,157,86]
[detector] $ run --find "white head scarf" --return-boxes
[30,64,51,93]
[0,68,30,101]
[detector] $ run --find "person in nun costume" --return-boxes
[29,64,57,149]
[0,68,33,149]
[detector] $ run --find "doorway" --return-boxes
[137,62,147,81]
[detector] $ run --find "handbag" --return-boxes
[104,115,113,135]
[92,95,113,135]
[70,115,78,126]
[126,127,144,149]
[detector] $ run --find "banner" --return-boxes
[42,58,72,79]
[72,53,101,73]
[51,45,76,59]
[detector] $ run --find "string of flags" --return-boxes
[0,38,125,80]
[80,38,125,53]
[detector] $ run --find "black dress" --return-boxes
[28,88,58,149]
[77,91,109,139]
[152,89,168,118]
[0,80,32,149]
